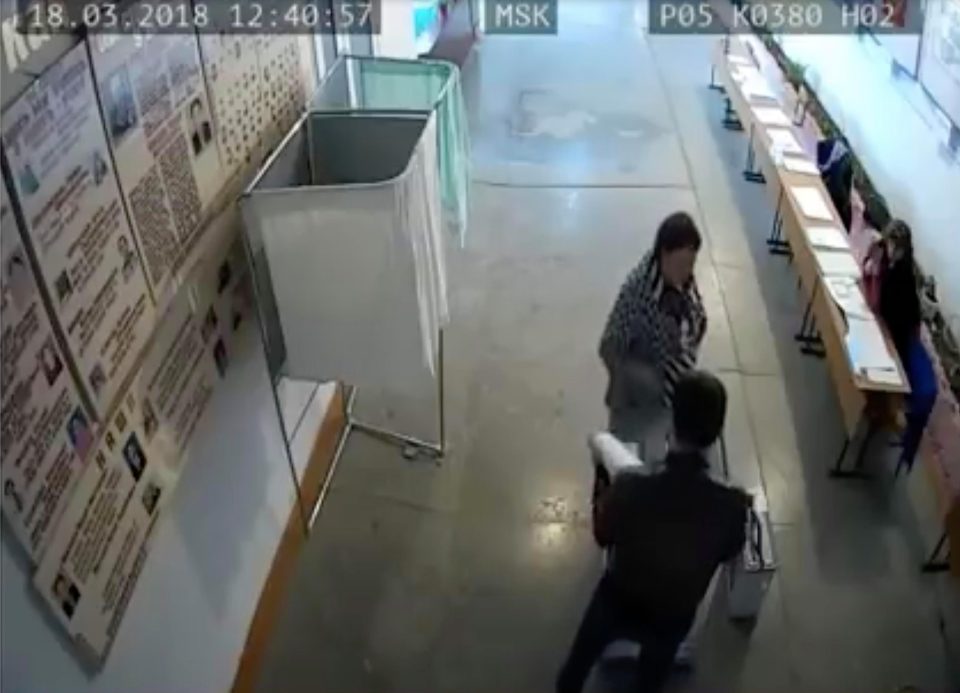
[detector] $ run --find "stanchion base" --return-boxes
[828,467,871,480]
[920,560,949,573]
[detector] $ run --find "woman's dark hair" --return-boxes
[654,212,702,256]
[672,370,727,449]
[884,218,913,263]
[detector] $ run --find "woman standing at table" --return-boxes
[870,219,938,474]
[599,212,708,459]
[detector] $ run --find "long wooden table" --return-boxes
[711,36,960,575]
[713,36,908,454]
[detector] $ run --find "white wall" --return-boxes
[1,322,300,693]
[781,33,960,327]
[375,0,418,58]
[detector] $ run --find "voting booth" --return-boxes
[240,111,449,528]
[310,55,470,243]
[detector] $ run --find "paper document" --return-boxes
[824,276,870,319]
[863,367,904,387]
[752,107,791,127]
[734,66,762,82]
[845,317,897,372]
[791,186,834,221]
[814,249,861,278]
[782,156,820,176]
[743,78,777,101]
[766,128,804,155]
[805,225,849,251]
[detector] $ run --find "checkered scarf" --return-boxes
[600,251,707,403]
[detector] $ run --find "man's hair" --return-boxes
[654,212,702,256]
[672,370,727,449]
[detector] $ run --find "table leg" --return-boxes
[830,418,876,479]
[743,124,766,183]
[766,188,790,255]
[921,531,949,573]
[709,65,725,92]
[723,97,743,131]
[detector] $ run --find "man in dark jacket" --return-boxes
[557,371,750,693]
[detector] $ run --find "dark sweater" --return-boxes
[879,257,921,359]
[594,452,749,628]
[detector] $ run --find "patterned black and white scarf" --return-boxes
[600,251,707,403]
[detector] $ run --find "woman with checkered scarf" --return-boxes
[599,212,707,459]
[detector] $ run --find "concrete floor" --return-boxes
[256,3,959,691]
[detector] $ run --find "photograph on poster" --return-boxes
[187,96,213,156]
[1,42,156,417]
[102,67,138,144]
[66,408,94,461]
[142,398,158,441]
[141,480,162,515]
[0,187,94,563]
[6,247,33,309]
[123,433,147,481]
[52,573,82,620]
[38,338,64,385]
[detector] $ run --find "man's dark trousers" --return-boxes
[556,576,689,693]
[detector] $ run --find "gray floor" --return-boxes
[256,3,960,691]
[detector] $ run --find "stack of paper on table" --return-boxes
[752,107,791,127]
[805,225,849,251]
[845,317,900,381]
[814,249,861,278]
[824,276,871,320]
[791,186,834,221]
[766,128,804,155]
[782,156,820,176]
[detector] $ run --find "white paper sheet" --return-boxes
[782,156,820,176]
[845,317,897,372]
[806,225,850,251]
[743,78,777,101]
[752,107,791,127]
[814,250,861,278]
[733,65,762,82]
[862,367,904,386]
[791,186,834,221]
[766,128,804,155]
[824,276,871,320]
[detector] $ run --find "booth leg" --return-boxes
[921,532,949,573]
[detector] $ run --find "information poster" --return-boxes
[31,290,212,662]
[1,42,156,418]
[89,31,225,296]
[0,182,93,563]
[33,394,176,662]
[200,34,307,179]
[256,35,309,143]
[199,34,264,179]
[127,290,214,463]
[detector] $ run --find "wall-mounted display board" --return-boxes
[32,287,215,663]
[920,0,960,128]
[1,42,156,419]
[199,34,309,179]
[0,181,93,563]
[88,31,226,299]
